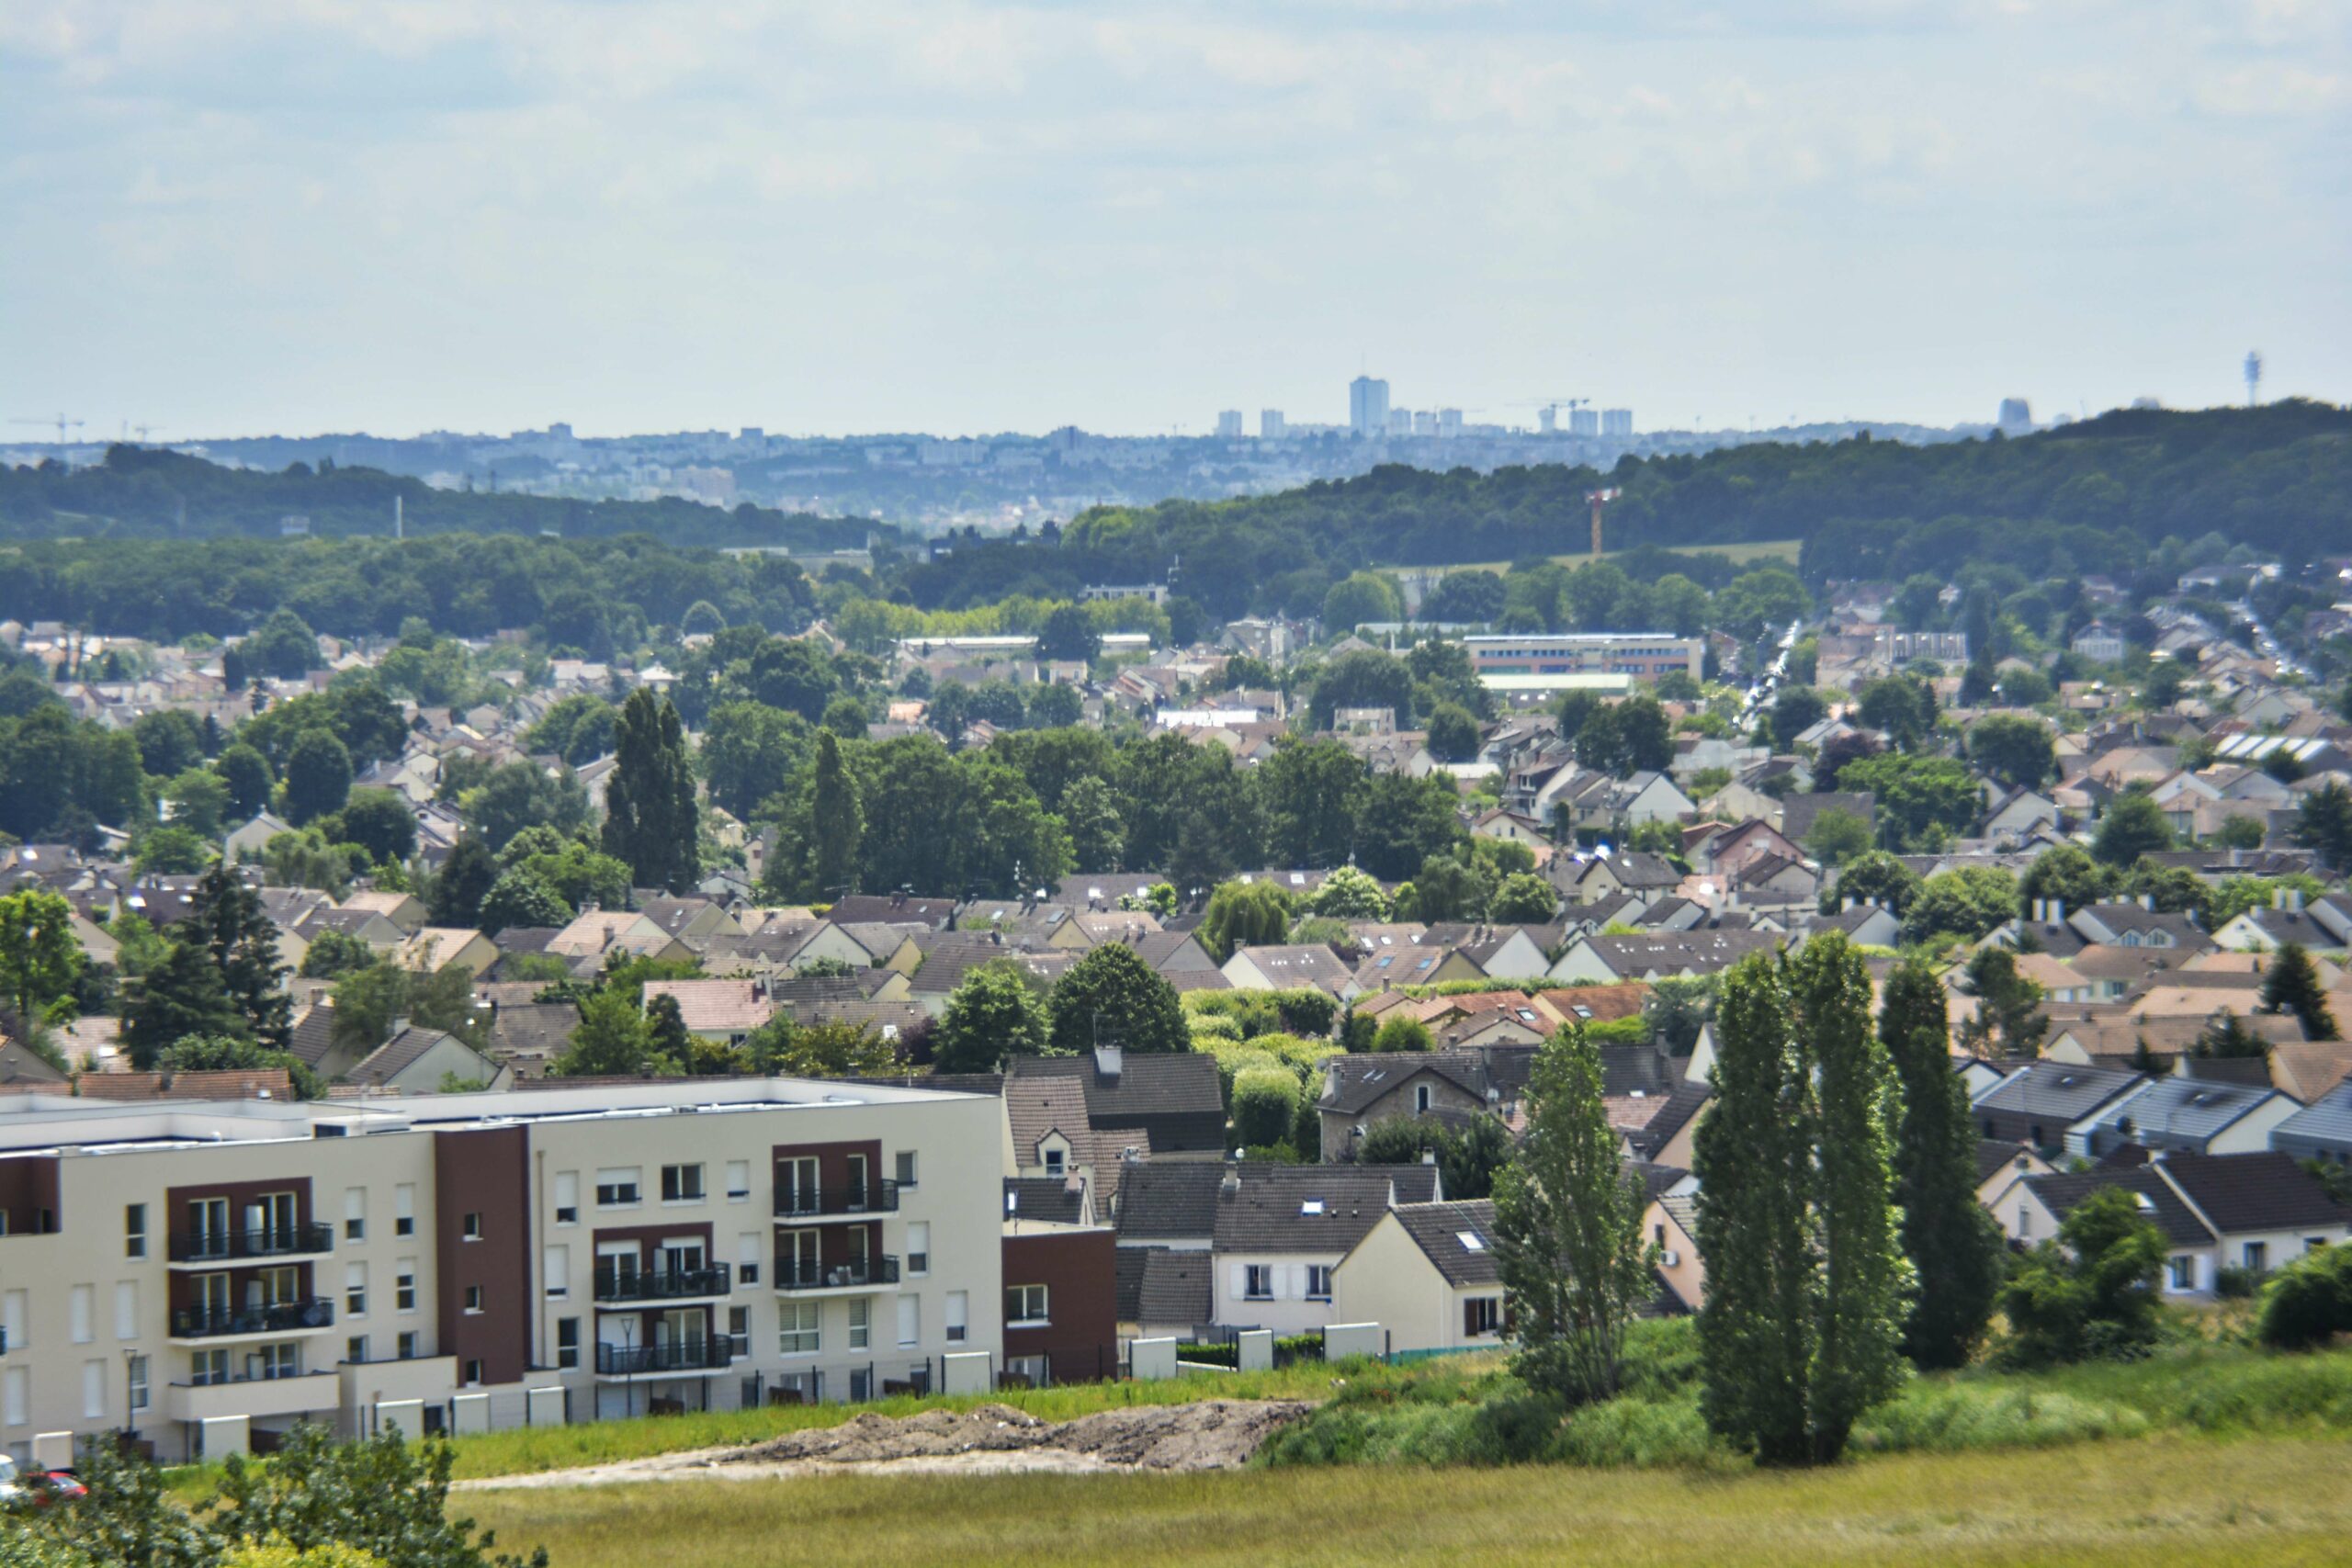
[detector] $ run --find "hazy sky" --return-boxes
[4,1,2346,441]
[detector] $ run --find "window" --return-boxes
[596,1168,642,1208]
[464,1284,484,1314]
[127,1354,148,1413]
[2306,1236,2328,1254]
[2,1290,23,1352]
[463,1359,483,1388]
[1306,1266,1332,1302]
[554,1171,579,1225]
[896,1293,920,1348]
[726,1161,750,1202]
[945,1290,968,1344]
[253,1343,299,1380]
[115,1281,138,1341]
[396,1264,417,1313]
[907,1221,930,1276]
[397,1331,419,1359]
[848,1298,870,1350]
[556,1317,580,1371]
[545,1246,570,1298]
[345,1188,366,1242]
[462,1212,483,1242]
[347,1336,369,1364]
[661,1164,706,1203]
[188,1348,229,1387]
[69,1284,93,1345]
[895,1150,918,1189]
[1043,1145,1066,1177]
[1464,1297,1502,1337]
[83,1359,106,1420]
[2169,1256,2196,1292]
[1005,1284,1048,1325]
[394,1184,416,1237]
[2243,1241,2268,1273]
[4,1366,25,1426]
[779,1301,820,1356]
[125,1203,147,1259]
[1245,1265,1273,1301]
[737,1234,761,1288]
[779,1157,819,1215]
[1415,1084,1433,1114]
[345,1262,368,1316]
[727,1305,750,1353]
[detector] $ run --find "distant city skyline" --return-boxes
[3,2,2346,441]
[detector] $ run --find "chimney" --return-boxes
[2275,886,2289,911]
[2052,898,2065,924]
[1219,1163,1239,1201]
[1093,1043,1123,1084]
[2140,893,2154,911]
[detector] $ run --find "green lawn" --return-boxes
[465,1435,2352,1567]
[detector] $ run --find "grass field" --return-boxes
[465,1435,2352,1567]
[1403,538,1803,576]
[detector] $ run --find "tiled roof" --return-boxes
[347,1025,464,1088]
[2023,1168,2211,1247]
[1005,1176,1086,1226]
[1388,1200,1501,1287]
[1210,1163,1440,1254]
[1010,1052,1224,1131]
[1115,1163,1227,1243]
[1136,1248,1213,1327]
[1319,1053,1488,1115]
[1534,984,1651,1024]
[1976,1139,2040,1185]
[2154,1151,2352,1235]
[1973,1061,2146,1121]
[1624,1082,1711,1159]
[642,978,774,1035]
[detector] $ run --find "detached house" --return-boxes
[1207,1162,1442,1334]
[1330,1200,1508,1354]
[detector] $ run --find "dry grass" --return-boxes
[465,1435,2352,1567]
[1418,539,1804,575]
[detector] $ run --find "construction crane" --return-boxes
[11,413,84,458]
[1586,487,1621,557]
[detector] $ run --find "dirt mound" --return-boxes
[729,1399,1309,1472]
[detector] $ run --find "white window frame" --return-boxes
[554,1170,580,1225]
[945,1290,968,1344]
[848,1297,870,1350]
[778,1301,820,1357]
[661,1164,706,1204]
[596,1168,643,1209]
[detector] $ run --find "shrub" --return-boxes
[2257,1245,2352,1350]
[1463,1393,1566,1464]
[1850,1385,2147,1454]
[1188,1013,1244,1043]
[1232,1066,1303,1148]
[2214,1263,2263,1301]
[1547,1396,1715,1468]
[1373,1015,1433,1053]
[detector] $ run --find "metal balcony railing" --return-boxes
[773,1254,899,1292]
[592,1264,733,1304]
[170,1298,334,1338]
[595,1337,737,1375]
[169,1223,334,1263]
[773,1179,899,1220]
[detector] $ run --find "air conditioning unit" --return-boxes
[1659,1248,1680,1268]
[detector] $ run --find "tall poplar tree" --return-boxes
[809,729,864,900]
[1694,934,1910,1465]
[1493,1022,1657,1404]
[1881,955,2004,1369]
[601,689,700,893]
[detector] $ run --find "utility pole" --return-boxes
[1586,488,1621,558]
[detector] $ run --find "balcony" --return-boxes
[169,1223,335,1266]
[594,1337,738,1378]
[164,1370,341,1423]
[774,1254,899,1293]
[169,1298,335,1342]
[592,1264,732,1305]
[774,1179,899,1223]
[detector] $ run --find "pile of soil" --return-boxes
[727,1399,1311,1472]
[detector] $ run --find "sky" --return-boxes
[3,1,2347,442]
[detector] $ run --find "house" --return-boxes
[2270,1079,2352,1167]
[794,921,924,975]
[1983,787,2062,843]
[2075,1077,2300,1159]
[638,896,746,953]
[294,905,408,958]
[395,926,500,980]
[1797,904,1903,950]
[339,888,429,935]
[1550,851,1681,905]
[2212,895,2343,954]
[1974,1140,2054,1207]
[1001,1184,1120,1387]
[2146,1151,2352,1282]
[1984,1166,2216,1297]
[1116,1247,1216,1338]
[1548,929,1781,985]
[1624,1082,1713,1167]
[222,811,294,863]
[1417,923,1553,982]
[2067,903,2214,953]
[544,910,695,967]
[344,1022,508,1095]
[826,893,957,930]
[1329,1200,1508,1354]
[1207,1162,1442,1333]
[641,978,775,1044]
[1008,1047,1227,1158]
[1970,1062,2149,1156]
[1221,943,1359,998]
[1644,1189,1704,1314]
[1317,1053,1497,1159]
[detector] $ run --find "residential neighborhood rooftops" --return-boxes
[1385,1199,1502,1287]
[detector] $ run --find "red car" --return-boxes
[17,1468,86,1507]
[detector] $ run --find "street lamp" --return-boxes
[122,1348,139,1450]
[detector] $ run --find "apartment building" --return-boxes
[1463,634,1702,682]
[0,1077,1004,1464]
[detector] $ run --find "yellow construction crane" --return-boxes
[1586,487,1620,557]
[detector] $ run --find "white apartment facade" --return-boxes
[0,1077,1004,1464]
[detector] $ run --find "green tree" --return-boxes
[1372,1013,1433,1053]
[1307,649,1415,728]
[823,692,874,738]
[697,702,814,818]
[1322,570,1403,632]
[1695,937,1910,1466]
[1048,942,1190,1055]
[1998,1184,2166,1367]
[1905,867,2020,943]
[1350,771,1464,881]
[187,863,291,1048]
[1306,864,1390,920]
[1770,687,1827,751]
[477,867,574,932]
[134,825,213,875]
[427,838,500,928]
[2093,790,2174,864]
[1488,872,1557,924]
[1880,956,2004,1369]
[332,789,417,865]
[1804,807,1874,870]
[0,888,83,1025]
[1426,703,1482,763]
[1968,714,2058,789]
[164,767,232,839]
[643,992,695,1071]
[1258,738,1365,870]
[557,987,655,1076]
[1956,946,2050,1058]
[282,728,353,826]
[2260,942,2341,1041]
[298,927,376,980]
[2293,779,2352,873]
[1493,1022,1657,1404]
[601,689,700,893]
[1200,880,1294,963]
[216,742,275,820]
[1231,1066,1302,1151]
[1034,603,1103,663]
[1855,674,1937,750]
[1822,851,1921,917]
[2256,1243,2352,1350]
[120,938,243,1069]
[932,960,1051,1073]
[162,1032,322,1099]
[808,729,863,900]
[1839,752,1980,850]
[462,761,590,852]
[1058,774,1126,874]
[2017,843,2112,920]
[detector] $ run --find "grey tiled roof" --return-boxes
[2274,1080,2352,1156]
[1114,1163,1227,1243]
[1624,1082,1712,1158]
[1209,1163,1440,1254]
[1319,1054,1488,1116]
[2024,1168,2211,1247]
[1389,1200,1501,1287]
[2154,1151,2352,1235]
[1136,1248,1212,1327]
[1010,1052,1225,1129]
[1005,1176,1087,1225]
[2083,1077,2280,1148]
[1973,1062,2146,1122]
